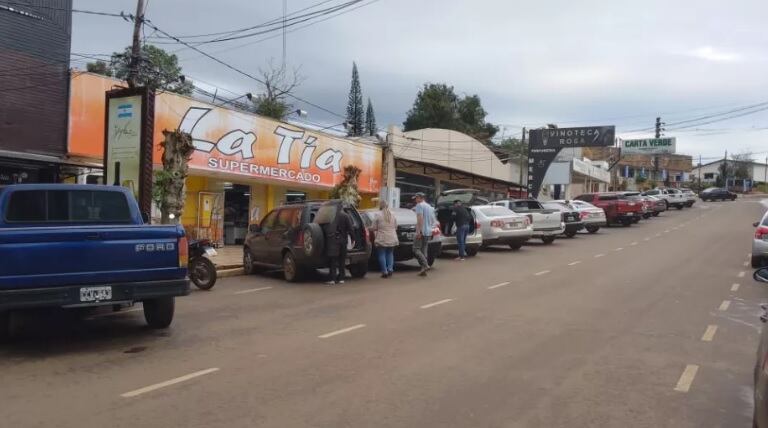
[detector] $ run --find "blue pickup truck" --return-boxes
[0,184,189,336]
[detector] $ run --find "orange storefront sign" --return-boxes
[69,73,382,193]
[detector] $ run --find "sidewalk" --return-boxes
[213,246,245,278]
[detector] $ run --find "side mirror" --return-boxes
[141,211,150,224]
[754,222,760,228]
[754,268,768,283]
[248,224,261,233]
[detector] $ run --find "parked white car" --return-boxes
[680,188,697,207]
[554,200,607,234]
[642,188,686,210]
[471,205,533,250]
[491,199,564,244]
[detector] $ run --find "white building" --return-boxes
[691,159,768,185]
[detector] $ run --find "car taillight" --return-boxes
[490,220,504,228]
[523,216,531,226]
[580,211,589,220]
[178,236,188,268]
[476,221,481,231]
[756,226,768,240]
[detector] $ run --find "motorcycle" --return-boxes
[189,239,217,290]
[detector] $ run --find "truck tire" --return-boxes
[509,242,523,250]
[466,246,479,256]
[752,256,764,268]
[652,212,660,217]
[621,220,632,227]
[564,230,577,238]
[243,248,256,275]
[349,262,368,278]
[143,297,175,329]
[302,223,325,260]
[676,204,683,210]
[585,225,600,234]
[541,236,556,245]
[283,251,303,283]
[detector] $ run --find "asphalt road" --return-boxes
[2,198,766,428]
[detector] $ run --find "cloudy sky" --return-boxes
[72,0,768,160]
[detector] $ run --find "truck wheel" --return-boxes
[621,220,632,227]
[564,231,577,238]
[585,225,600,234]
[676,205,684,210]
[466,246,479,256]
[143,297,175,329]
[541,236,556,245]
[243,249,256,275]
[752,256,764,268]
[509,242,523,250]
[652,212,660,217]
[190,257,217,290]
[349,262,368,278]
[283,252,303,283]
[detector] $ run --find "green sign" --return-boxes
[621,137,676,154]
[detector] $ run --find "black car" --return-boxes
[542,201,584,238]
[361,208,442,267]
[700,187,737,202]
[243,200,372,282]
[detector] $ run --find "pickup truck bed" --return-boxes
[492,199,564,244]
[0,184,189,335]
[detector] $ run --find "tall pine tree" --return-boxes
[365,98,377,137]
[346,62,364,136]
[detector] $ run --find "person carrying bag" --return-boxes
[371,200,399,278]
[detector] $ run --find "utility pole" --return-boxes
[127,0,146,88]
[653,116,663,184]
[282,0,287,70]
[723,150,728,189]
[519,127,526,197]
[698,154,702,192]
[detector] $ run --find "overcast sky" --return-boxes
[72,0,768,160]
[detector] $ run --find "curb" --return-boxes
[218,267,244,278]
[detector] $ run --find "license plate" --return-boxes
[79,286,112,303]
[406,232,416,240]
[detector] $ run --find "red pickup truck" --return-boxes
[574,192,643,227]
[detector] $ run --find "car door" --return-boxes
[265,208,300,264]
[249,210,278,264]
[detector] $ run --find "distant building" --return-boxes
[692,159,768,186]
[583,147,693,190]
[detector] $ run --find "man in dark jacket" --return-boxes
[324,205,355,285]
[452,200,472,260]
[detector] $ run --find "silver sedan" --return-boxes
[753,211,768,267]
[555,200,607,234]
[471,205,533,250]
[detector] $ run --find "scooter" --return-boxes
[189,239,217,290]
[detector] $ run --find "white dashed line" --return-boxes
[121,368,220,398]
[318,324,367,339]
[655,233,662,237]
[744,262,750,267]
[568,261,582,266]
[233,286,273,295]
[701,325,718,342]
[420,299,454,309]
[731,283,740,292]
[488,282,510,290]
[534,270,551,276]
[594,254,605,258]
[664,230,670,233]
[630,242,638,246]
[614,247,624,252]
[718,300,731,311]
[644,237,651,241]
[738,271,746,278]
[674,365,699,392]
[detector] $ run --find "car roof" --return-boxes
[441,189,480,195]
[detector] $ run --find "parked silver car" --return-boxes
[471,205,533,250]
[557,199,607,234]
[752,212,768,267]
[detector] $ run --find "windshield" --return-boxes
[509,200,543,212]
[542,202,566,211]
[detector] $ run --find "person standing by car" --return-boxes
[452,199,472,261]
[413,192,435,277]
[371,200,399,278]
[323,206,355,285]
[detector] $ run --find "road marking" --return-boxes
[644,237,651,241]
[744,262,750,267]
[630,242,638,246]
[731,283,740,291]
[233,286,273,295]
[674,364,699,392]
[594,254,605,258]
[121,368,220,398]
[655,233,662,237]
[534,270,551,276]
[749,253,753,258]
[664,230,670,233]
[318,324,367,339]
[719,300,731,311]
[420,299,455,309]
[568,261,582,266]
[614,247,624,252]
[488,282,510,289]
[701,325,718,342]
[89,307,143,319]
[738,271,746,278]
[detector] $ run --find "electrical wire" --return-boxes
[0,2,125,17]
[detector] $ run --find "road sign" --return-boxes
[620,137,676,155]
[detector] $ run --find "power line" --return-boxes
[0,2,125,17]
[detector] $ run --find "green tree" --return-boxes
[330,165,362,207]
[98,45,194,95]
[403,83,498,142]
[364,98,377,137]
[86,60,112,76]
[346,62,364,136]
[495,137,527,159]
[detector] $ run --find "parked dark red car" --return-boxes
[574,192,644,227]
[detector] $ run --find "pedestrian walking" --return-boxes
[412,192,435,276]
[323,205,355,285]
[452,199,472,261]
[370,200,399,278]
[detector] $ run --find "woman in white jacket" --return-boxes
[370,200,399,278]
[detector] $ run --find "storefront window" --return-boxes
[396,171,436,208]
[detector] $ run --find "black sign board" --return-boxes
[527,126,615,199]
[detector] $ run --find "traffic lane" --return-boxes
[77,206,738,427]
[0,205,709,427]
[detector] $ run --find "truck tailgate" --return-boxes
[0,225,185,289]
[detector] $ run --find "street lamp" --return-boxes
[217,93,253,108]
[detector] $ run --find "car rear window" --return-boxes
[510,200,543,211]
[479,206,515,217]
[542,202,565,211]
[437,192,475,205]
[598,194,618,201]
[5,190,131,223]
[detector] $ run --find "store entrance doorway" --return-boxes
[224,184,250,245]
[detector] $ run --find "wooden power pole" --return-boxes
[127,0,146,88]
